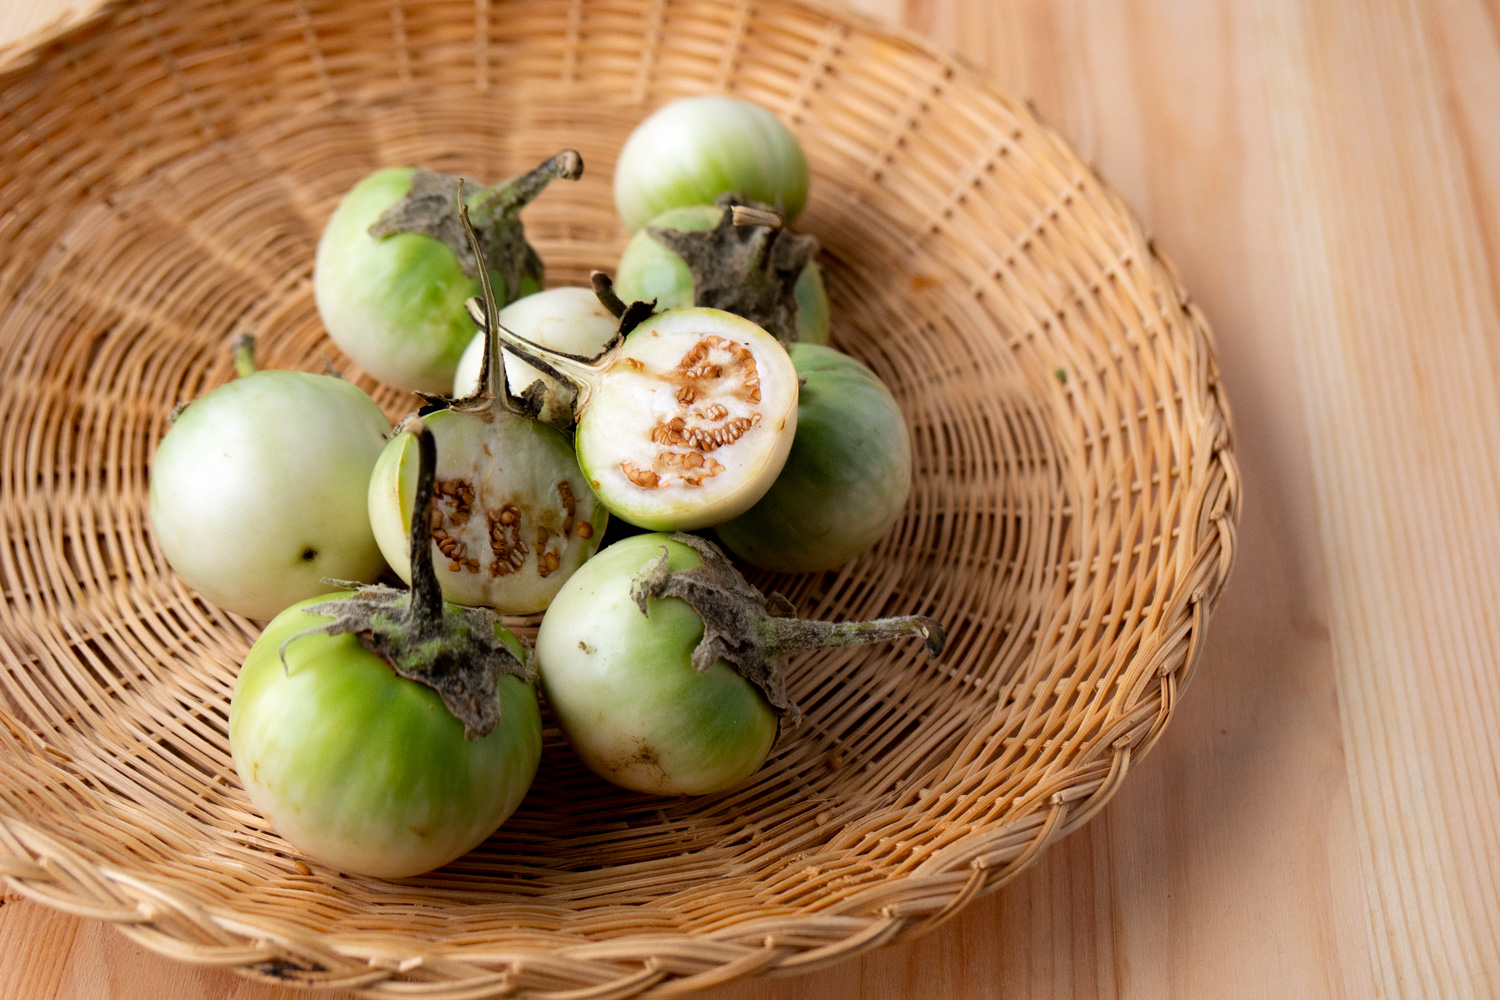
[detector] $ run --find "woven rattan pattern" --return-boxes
[0,0,1238,995]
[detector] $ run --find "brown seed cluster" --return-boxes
[432,478,480,573]
[435,478,474,524]
[554,478,595,540]
[432,526,479,574]
[683,335,764,405]
[487,504,528,577]
[430,472,589,585]
[621,461,661,489]
[651,413,761,451]
[659,449,726,486]
[556,480,577,535]
[535,526,563,578]
[678,335,761,402]
[620,334,769,492]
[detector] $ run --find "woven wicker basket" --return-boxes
[0,0,1238,995]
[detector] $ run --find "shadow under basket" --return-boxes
[0,0,1239,996]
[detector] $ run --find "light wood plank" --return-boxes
[850,0,906,21]
[3,1,1499,998]
[0,895,316,1000]
[1250,2,1500,995]
[0,0,95,57]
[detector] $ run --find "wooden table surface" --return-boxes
[3,0,1498,997]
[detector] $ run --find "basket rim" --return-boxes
[0,0,1241,994]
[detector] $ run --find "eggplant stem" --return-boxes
[765,615,947,660]
[731,205,783,228]
[467,150,583,228]
[455,301,614,418]
[591,271,628,318]
[232,333,257,379]
[453,187,610,419]
[591,272,656,339]
[402,418,447,638]
[455,182,510,410]
[491,334,610,416]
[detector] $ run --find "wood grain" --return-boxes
[0,0,1496,998]
[0,0,93,57]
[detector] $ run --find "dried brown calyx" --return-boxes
[284,420,535,739]
[646,194,820,347]
[368,150,583,305]
[629,533,945,725]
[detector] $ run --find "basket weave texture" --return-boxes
[0,0,1239,995]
